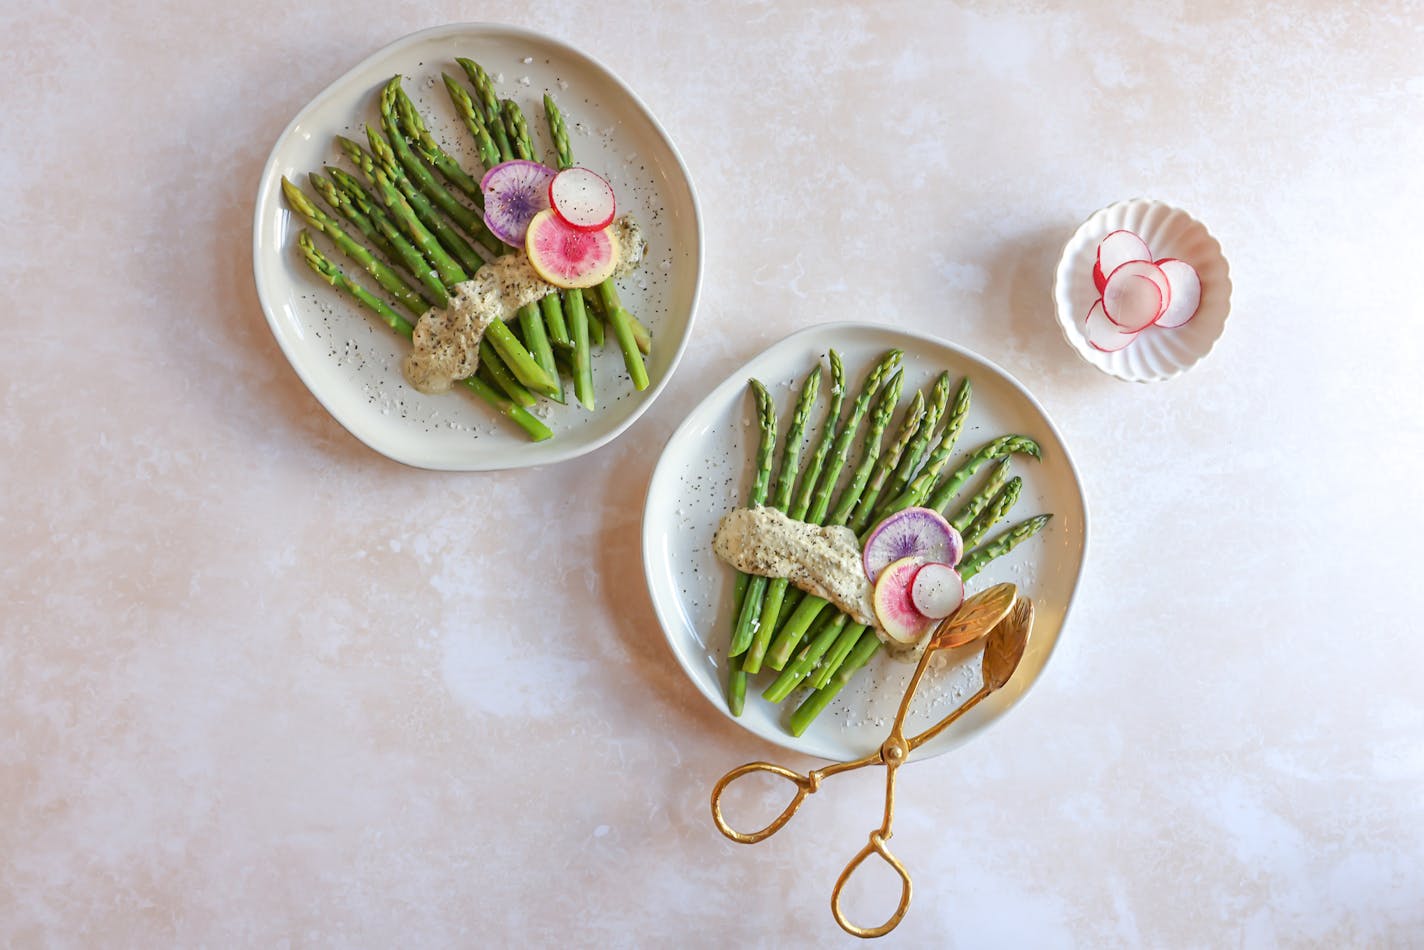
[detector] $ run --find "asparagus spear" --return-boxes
[949,459,1012,532]
[881,376,972,514]
[745,354,845,672]
[281,177,427,318]
[308,169,400,264]
[296,231,550,442]
[545,93,593,409]
[960,477,1023,549]
[926,435,1041,513]
[442,74,501,169]
[390,80,483,201]
[788,514,1053,736]
[731,363,822,662]
[848,390,927,533]
[502,98,535,161]
[958,514,1053,580]
[879,371,953,509]
[455,58,514,163]
[496,95,571,351]
[725,380,778,714]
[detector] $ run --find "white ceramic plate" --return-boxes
[253,23,702,470]
[643,323,1088,761]
[1053,198,1231,383]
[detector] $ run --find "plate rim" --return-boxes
[251,21,704,471]
[1052,196,1233,384]
[641,320,1090,761]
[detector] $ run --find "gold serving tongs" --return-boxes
[710,583,1033,939]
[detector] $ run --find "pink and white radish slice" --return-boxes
[481,160,557,246]
[524,209,619,289]
[1102,260,1171,332]
[1096,229,1152,293]
[862,506,963,583]
[909,562,964,620]
[549,167,616,232]
[1084,299,1139,352]
[872,556,936,645]
[1153,258,1201,328]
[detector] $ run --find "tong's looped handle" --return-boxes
[710,761,820,844]
[830,831,914,939]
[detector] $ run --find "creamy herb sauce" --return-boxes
[712,506,875,626]
[403,215,646,395]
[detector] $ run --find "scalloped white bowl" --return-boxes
[1053,199,1231,383]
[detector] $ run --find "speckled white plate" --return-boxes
[642,323,1088,761]
[1054,198,1231,383]
[253,23,701,470]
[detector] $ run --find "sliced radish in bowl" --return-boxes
[481,159,557,246]
[525,209,619,289]
[1153,258,1201,328]
[1085,299,1139,352]
[1096,229,1151,285]
[549,167,616,232]
[909,562,964,619]
[1102,261,1170,332]
[872,556,935,645]
[862,506,962,583]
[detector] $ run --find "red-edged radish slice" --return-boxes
[1103,261,1170,331]
[1085,299,1139,352]
[1153,258,1201,328]
[862,506,963,583]
[872,556,936,644]
[481,160,557,246]
[1096,230,1151,285]
[548,167,616,232]
[909,563,964,620]
[1093,259,1107,294]
[524,209,619,289]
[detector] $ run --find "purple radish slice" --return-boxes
[1102,266,1166,332]
[481,160,557,246]
[524,209,619,289]
[873,556,936,644]
[549,167,616,232]
[1096,229,1152,284]
[862,506,962,583]
[909,562,964,620]
[1085,299,1139,352]
[1153,258,1201,328]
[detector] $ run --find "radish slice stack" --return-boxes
[864,508,966,645]
[1083,229,1201,352]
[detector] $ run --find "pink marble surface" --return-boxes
[4,1,1423,946]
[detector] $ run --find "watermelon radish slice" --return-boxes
[909,563,964,620]
[481,160,557,246]
[1102,261,1170,332]
[862,506,962,583]
[1096,230,1151,288]
[872,556,936,645]
[1085,299,1139,352]
[524,209,619,289]
[1153,258,1201,328]
[549,167,616,232]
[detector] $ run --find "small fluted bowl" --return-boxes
[1053,198,1231,382]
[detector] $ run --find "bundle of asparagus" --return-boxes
[722,349,1053,734]
[283,62,656,442]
